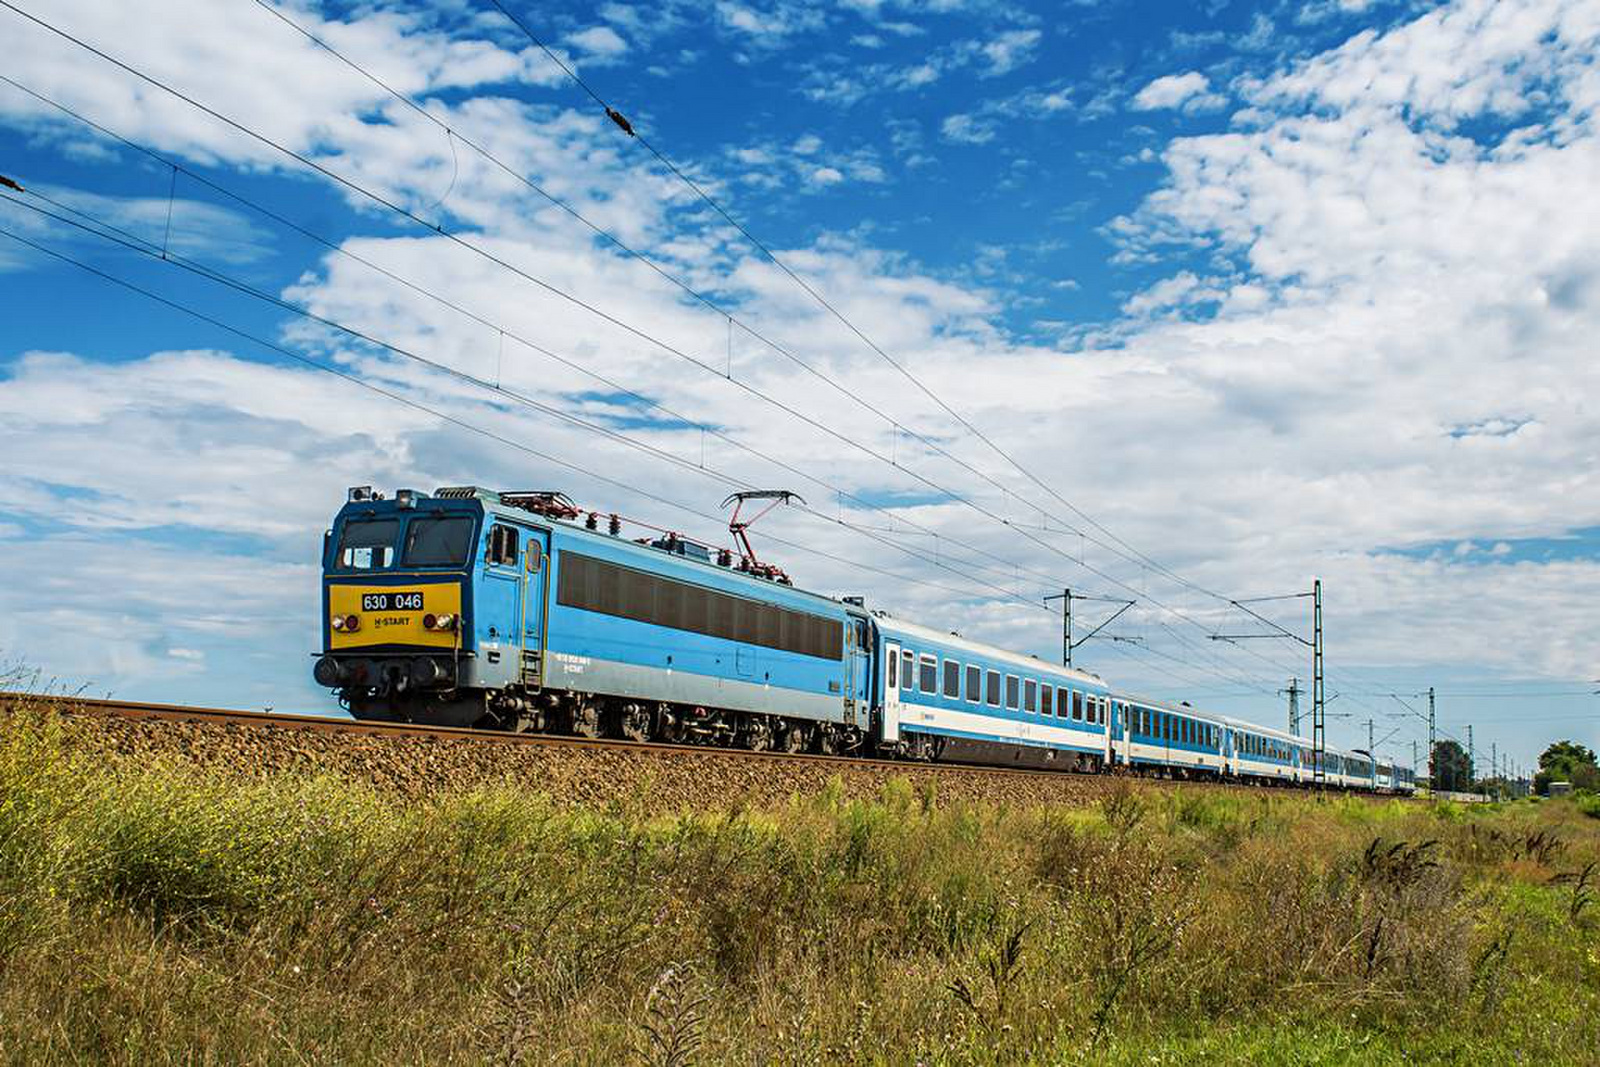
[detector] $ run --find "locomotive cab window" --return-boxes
[335,518,398,570]
[403,516,475,567]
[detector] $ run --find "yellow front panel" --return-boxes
[327,581,463,650]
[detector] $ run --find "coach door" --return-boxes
[484,522,548,687]
[1111,700,1126,766]
[881,641,903,743]
[520,529,550,684]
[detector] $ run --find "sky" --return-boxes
[1,0,1597,777]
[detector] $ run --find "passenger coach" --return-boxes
[874,616,1113,769]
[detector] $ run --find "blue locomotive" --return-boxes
[313,485,1413,790]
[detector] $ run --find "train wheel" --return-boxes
[814,724,842,756]
[735,716,772,752]
[771,720,806,753]
[570,702,602,739]
[618,703,650,743]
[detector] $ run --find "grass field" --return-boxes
[1,709,1597,1064]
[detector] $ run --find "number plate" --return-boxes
[361,591,424,612]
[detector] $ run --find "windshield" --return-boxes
[402,516,475,567]
[335,519,399,570]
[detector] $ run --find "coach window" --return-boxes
[919,654,938,694]
[336,518,398,570]
[1071,691,1083,721]
[986,669,1001,707]
[966,664,981,703]
[1041,684,1053,717]
[943,659,961,699]
[901,650,914,690]
[1025,679,1038,713]
[1005,675,1020,710]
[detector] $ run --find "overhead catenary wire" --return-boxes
[0,3,1306,697]
[0,193,1086,616]
[243,0,1102,543]
[0,79,1072,597]
[245,0,1294,685]
[478,0,1417,701]
[11,181,1288,701]
[254,0,1291,684]
[0,221,1082,614]
[0,91,1293,703]
[482,0,1252,608]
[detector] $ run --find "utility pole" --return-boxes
[1043,589,1137,669]
[1313,579,1325,785]
[1209,579,1323,783]
[1491,742,1498,798]
[1427,686,1436,790]
[1281,678,1301,735]
[1467,724,1475,792]
[1058,587,1071,668]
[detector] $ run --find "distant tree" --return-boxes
[1539,740,1597,775]
[1431,740,1471,792]
[1537,740,1600,795]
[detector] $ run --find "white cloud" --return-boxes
[714,1,824,44]
[940,112,996,144]
[980,29,1042,77]
[1131,71,1226,112]
[566,25,629,61]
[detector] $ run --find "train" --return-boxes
[313,485,1416,793]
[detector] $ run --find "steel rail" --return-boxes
[0,692,1422,799]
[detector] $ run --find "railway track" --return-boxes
[0,692,1104,785]
[0,692,1422,801]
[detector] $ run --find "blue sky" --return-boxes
[2,0,1598,776]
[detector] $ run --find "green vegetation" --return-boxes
[1537,739,1600,795]
[2,711,1598,1064]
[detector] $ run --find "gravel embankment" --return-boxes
[29,704,1132,811]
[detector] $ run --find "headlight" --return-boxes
[423,613,456,631]
[331,615,346,631]
[342,614,360,632]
